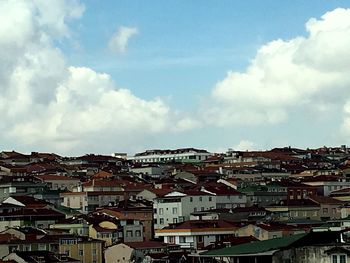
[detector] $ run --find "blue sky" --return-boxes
[1,0,350,155]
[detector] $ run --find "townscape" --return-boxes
[0,146,350,263]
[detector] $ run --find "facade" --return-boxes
[35,175,80,191]
[155,220,238,250]
[129,148,212,163]
[60,191,124,213]
[153,191,216,230]
[58,236,104,263]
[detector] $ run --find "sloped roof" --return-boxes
[201,233,307,257]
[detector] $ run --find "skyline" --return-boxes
[1,1,350,155]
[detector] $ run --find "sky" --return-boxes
[1,0,350,156]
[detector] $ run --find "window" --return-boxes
[172,207,178,214]
[160,218,164,224]
[194,207,197,212]
[173,218,178,223]
[190,197,193,202]
[38,244,46,250]
[159,208,164,215]
[126,230,133,237]
[79,250,83,256]
[179,237,186,243]
[332,254,347,263]
[169,236,175,244]
[209,196,212,202]
[323,208,329,214]
[154,209,157,214]
[197,236,203,243]
[92,249,97,256]
[135,230,141,237]
[199,197,203,202]
[201,207,204,211]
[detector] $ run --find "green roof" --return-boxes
[201,233,307,257]
[55,205,82,215]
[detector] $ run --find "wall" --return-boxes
[104,244,134,263]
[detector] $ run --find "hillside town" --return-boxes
[1,146,350,263]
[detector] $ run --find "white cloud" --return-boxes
[0,1,190,154]
[205,8,350,133]
[108,26,138,54]
[233,140,255,151]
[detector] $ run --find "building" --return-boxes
[199,231,350,263]
[58,235,104,263]
[153,190,216,230]
[155,220,238,251]
[129,148,212,163]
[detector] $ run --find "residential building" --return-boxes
[129,148,212,163]
[60,191,124,213]
[155,220,238,251]
[153,190,216,230]
[58,235,104,263]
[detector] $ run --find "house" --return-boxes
[35,175,80,191]
[50,217,90,236]
[153,190,216,229]
[275,180,318,201]
[58,235,104,263]
[174,171,220,184]
[0,176,46,201]
[104,243,134,263]
[235,223,305,241]
[131,164,167,178]
[266,199,321,221]
[239,183,287,206]
[3,251,79,263]
[129,148,212,163]
[199,230,350,263]
[199,183,247,209]
[88,220,120,246]
[60,191,124,213]
[96,207,151,241]
[155,220,238,251]
[303,176,350,196]
[135,188,173,202]
[308,195,344,220]
[81,179,124,192]
[0,196,65,231]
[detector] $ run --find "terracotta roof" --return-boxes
[98,208,150,221]
[147,188,173,197]
[92,170,113,178]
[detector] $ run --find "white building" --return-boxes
[153,190,216,230]
[129,148,212,163]
[155,220,238,250]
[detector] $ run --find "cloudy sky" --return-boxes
[1,0,350,156]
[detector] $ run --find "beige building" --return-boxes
[104,243,135,263]
[59,236,104,263]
